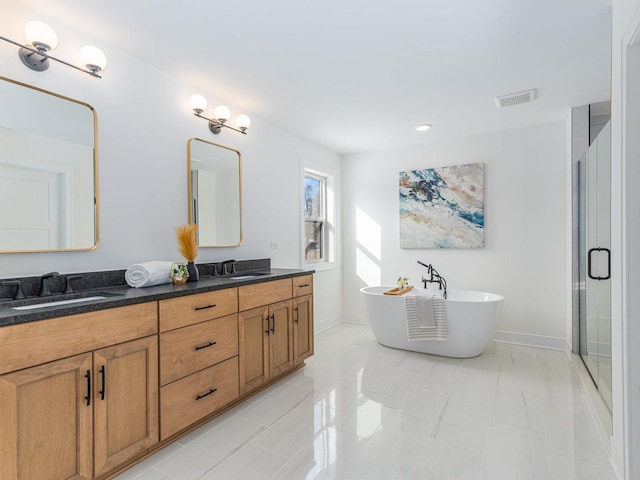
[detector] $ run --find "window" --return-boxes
[303,165,335,269]
[304,173,325,262]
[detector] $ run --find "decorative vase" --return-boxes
[170,263,189,285]
[187,261,199,282]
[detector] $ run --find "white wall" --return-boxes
[342,121,568,346]
[0,4,343,330]
[611,1,640,477]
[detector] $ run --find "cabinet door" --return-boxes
[239,306,270,394]
[293,294,314,365]
[269,300,294,377]
[93,336,159,477]
[0,353,93,480]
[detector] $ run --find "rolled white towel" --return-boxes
[125,261,175,288]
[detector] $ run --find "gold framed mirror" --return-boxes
[0,76,99,253]
[187,138,242,247]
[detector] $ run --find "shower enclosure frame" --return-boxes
[572,116,612,413]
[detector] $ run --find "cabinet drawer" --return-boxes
[160,314,239,385]
[293,275,313,297]
[160,356,239,439]
[159,288,238,332]
[0,303,158,375]
[238,279,292,311]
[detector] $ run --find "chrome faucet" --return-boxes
[417,261,447,299]
[39,272,60,296]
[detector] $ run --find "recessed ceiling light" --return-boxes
[416,124,432,132]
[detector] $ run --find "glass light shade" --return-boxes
[236,114,251,130]
[213,105,231,122]
[80,45,107,72]
[189,94,208,112]
[25,21,58,50]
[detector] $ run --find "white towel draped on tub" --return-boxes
[125,261,174,288]
[404,292,447,341]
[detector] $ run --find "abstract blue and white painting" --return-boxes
[399,163,484,248]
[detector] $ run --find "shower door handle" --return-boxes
[588,247,611,280]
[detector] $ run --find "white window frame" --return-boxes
[303,166,335,270]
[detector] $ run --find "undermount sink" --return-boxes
[4,291,123,311]
[229,272,270,280]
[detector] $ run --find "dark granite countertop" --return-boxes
[0,268,314,327]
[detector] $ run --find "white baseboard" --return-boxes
[570,352,614,469]
[493,330,567,350]
[609,444,623,480]
[325,320,567,351]
[315,314,344,333]
[342,313,367,325]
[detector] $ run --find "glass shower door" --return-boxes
[579,121,612,411]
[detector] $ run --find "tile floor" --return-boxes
[115,324,617,480]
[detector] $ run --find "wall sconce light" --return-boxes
[189,94,251,135]
[0,21,107,78]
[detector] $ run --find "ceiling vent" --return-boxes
[495,89,537,108]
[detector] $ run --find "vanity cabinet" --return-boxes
[293,274,314,365]
[238,279,295,395]
[0,272,314,479]
[0,303,158,480]
[158,290,240,440]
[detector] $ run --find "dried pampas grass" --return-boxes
[176,224,198,262]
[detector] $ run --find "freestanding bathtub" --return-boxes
[360,286,504,358]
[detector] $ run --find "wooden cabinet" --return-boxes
[238,300,295,395]
[159,296,240,440]
[93,336,158,477]
[159,289,238,332]
[238,281,295,395]
[160,356,239,439]
[0,304,158,480]
[238,278,292,311]
[268,300,295,376]
[292,275,314,366]
[0,353,94,480]
[0,303,158,375]
[159,314,239,386]
[0,273,313,479]
[293,294,314,365]
[238,306,269,393]
[293,274,313,298]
